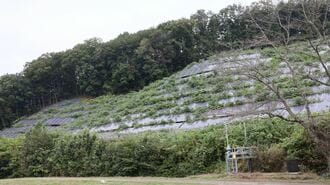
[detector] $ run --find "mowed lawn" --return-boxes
[0,174,329,185]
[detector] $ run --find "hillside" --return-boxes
[1,42,329,138]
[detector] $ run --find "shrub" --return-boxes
[293,96,304,106]
[188,77,205,89]
[0,115,328,178]
[19,124,57,177]
[281,126,328,173]
[213,82,225,93]
[254,144,285,172]
[0,138,21,178]
[51,131,108,176]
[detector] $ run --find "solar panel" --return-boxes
[44,118,75,126]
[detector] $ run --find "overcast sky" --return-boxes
[0,0,257,75]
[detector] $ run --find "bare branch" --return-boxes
[302,1,324,38]
[308,39,330,80]
[266,112,301,123]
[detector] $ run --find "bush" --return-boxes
[0,116,328,178]
[282,126,328,173]
[188,77,205,89]
[51,131,108,176]
[19,124,57,177]
[254,144,285,172]
[0,138,21,178]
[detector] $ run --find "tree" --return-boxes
[191,10,213,58]
[73,38,105,96]
[233,0,330,171]
[0,74,33,129]
[217,4,254,49]
[19,124,55,176]
[0,0,329,131]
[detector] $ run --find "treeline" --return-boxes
[0,0,329,129]
[0,118,328,178]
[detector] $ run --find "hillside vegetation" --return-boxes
[0,39,329,178]
[0,41,329,138]
[0,0,330,179]
[0,0,329,129]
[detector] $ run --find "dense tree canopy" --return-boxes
[0,0,329,129]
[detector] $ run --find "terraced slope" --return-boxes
[1,43,329,138]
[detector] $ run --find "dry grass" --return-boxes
[0,173,329,185]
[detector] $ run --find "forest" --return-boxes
[1,0,329,130]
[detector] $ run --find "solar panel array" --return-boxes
[17,119,38,125]
[44,118,75,126]
[1,49,330,138]
[178,60,216,78]
[0,126,33,138]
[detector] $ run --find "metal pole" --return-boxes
[243,122,247,146]
[225,124,229,148]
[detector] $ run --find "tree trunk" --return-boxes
[41,96,45,108]
[328,156,330,173]
[0,108,6,129]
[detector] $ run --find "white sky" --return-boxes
[0,0,257,75]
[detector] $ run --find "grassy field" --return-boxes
[0,174,329,185]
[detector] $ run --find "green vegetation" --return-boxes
[0,0,329,180]
[1,0,329,130]
[2,37,326,131]
[0,115,329,179]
